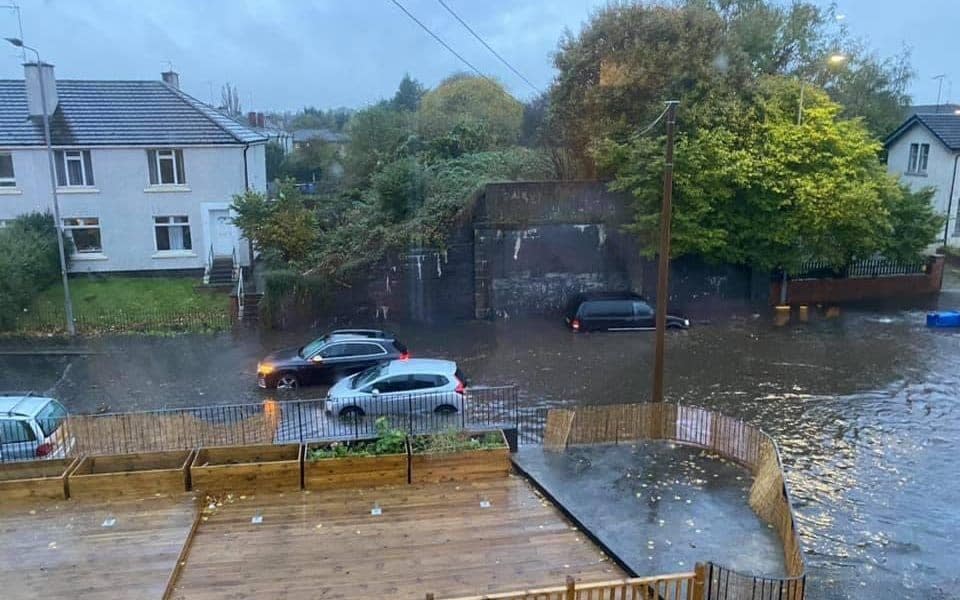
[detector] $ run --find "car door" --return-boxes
[632,300,655,329]
[342,342,388,376]
[311,342,351,384]
[0,418,37,461]
[363,375,410,416]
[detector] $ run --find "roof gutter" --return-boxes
[243,142,251,190]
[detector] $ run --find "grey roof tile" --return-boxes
[885,113,960,152]
[0,80,267,146]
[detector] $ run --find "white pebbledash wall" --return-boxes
[0,143,265,273]
[886,124,960,245]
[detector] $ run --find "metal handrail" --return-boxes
[237,270,245,320]
[207,243,214,269]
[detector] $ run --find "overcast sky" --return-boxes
[1,0,956,113]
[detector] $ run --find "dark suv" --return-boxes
[257,329,408,390]
[564,292,689,332]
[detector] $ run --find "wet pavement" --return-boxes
[2,268,960,598]
[515,443,785,578]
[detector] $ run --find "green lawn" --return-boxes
[21,276,231,334]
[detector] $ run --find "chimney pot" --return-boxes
[257,112,265,128]
[248,112,258,126]
[161,70,180,90]
[24,62,58,117]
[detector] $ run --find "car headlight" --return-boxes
[684,319,690,327]
[257,362,274,375]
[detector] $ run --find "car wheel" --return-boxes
[276,373,300,390]
[434,404,458,415]
[339,406,365,419]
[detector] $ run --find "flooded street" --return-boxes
[2,274,960,599]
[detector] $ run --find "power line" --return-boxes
[637,103,672,136]
[389,0,493,84]
[435,0,542,95]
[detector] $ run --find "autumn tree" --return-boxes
[231,181,316,265]
[596,77,941,271]
[417,75,523,149]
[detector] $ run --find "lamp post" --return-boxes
[781,53,848,305]
[5,37,75,335]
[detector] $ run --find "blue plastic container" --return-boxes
[926,311,960,328]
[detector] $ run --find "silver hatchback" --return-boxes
[0,394,72,462]
[325,358,466,418]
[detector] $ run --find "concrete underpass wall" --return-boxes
[473,181,638,318]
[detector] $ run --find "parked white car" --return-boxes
[0,393,73,462]
[325,359,466,418]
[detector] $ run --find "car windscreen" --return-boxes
[35,401,67,437]
[352,363,387,389]
[300,335,330,358]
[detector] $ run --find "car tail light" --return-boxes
[399,351,410,360]
[571,319,581,331]
[455,378,465,395]
[35,442,53,457]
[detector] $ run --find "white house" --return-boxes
[0,65,266,280]
[885,109,960,246]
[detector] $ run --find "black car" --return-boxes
[257,329,408,390]
[563,292,690,332]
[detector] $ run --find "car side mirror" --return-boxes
[371,388,380,396]
[311,355,323,363]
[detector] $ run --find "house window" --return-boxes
[54,150,95,186]
[62,217,102,253]
[907,143,930,174]
[0,152,15,187]
[154,216,192,251]
[147,149,186,185]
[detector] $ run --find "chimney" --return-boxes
[257,112,265,128]
[247,111,258,126]
[24,62,58,117]
[161,70,180,90]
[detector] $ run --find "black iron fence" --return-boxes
[0,386,522,462]
[705,563,805,600]
[786,257,928,280]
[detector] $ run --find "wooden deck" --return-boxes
[172,477,623,599]
[0,497,196,600]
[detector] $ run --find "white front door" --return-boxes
[210,209,234,256]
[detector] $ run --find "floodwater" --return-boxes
[2,271,960,599]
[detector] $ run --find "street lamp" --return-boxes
[5,37,76,335]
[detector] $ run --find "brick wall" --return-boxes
[770,255,944,305]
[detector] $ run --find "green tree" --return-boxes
[265,141,285,182]
[0,213,64,330]
[391,73,426,111]
[343,104,415,186]
[371,158,427,221]
[597,76,939,271]
[417,75,523,148]
[231,181,316,265]
[280,139,339,184]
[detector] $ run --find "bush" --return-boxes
[0,213,64,330]
[259,269,333,329]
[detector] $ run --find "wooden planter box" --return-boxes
[303,439,408,490]
[0,457,76,502]
[67,450,194,500]
[191,444,303,494]
[410,430,510,484]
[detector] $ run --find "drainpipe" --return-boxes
[242,142,251,191]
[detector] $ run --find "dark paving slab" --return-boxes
[515,442,785,578]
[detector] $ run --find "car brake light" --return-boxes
[35,442,53,457]
[571,319,581,331]
[455,378,465,395]
[399,351,410,360]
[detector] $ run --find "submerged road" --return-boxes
[2,270,959,599]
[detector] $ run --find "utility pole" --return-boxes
[933,74,946,108]
[652,101,679,405]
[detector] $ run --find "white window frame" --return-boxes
[149,149,186,185]
[0,152,15,187]
[153,215,193,253]
[907,143,930,175]
[62,217,102,254]
[59,150,94,187]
